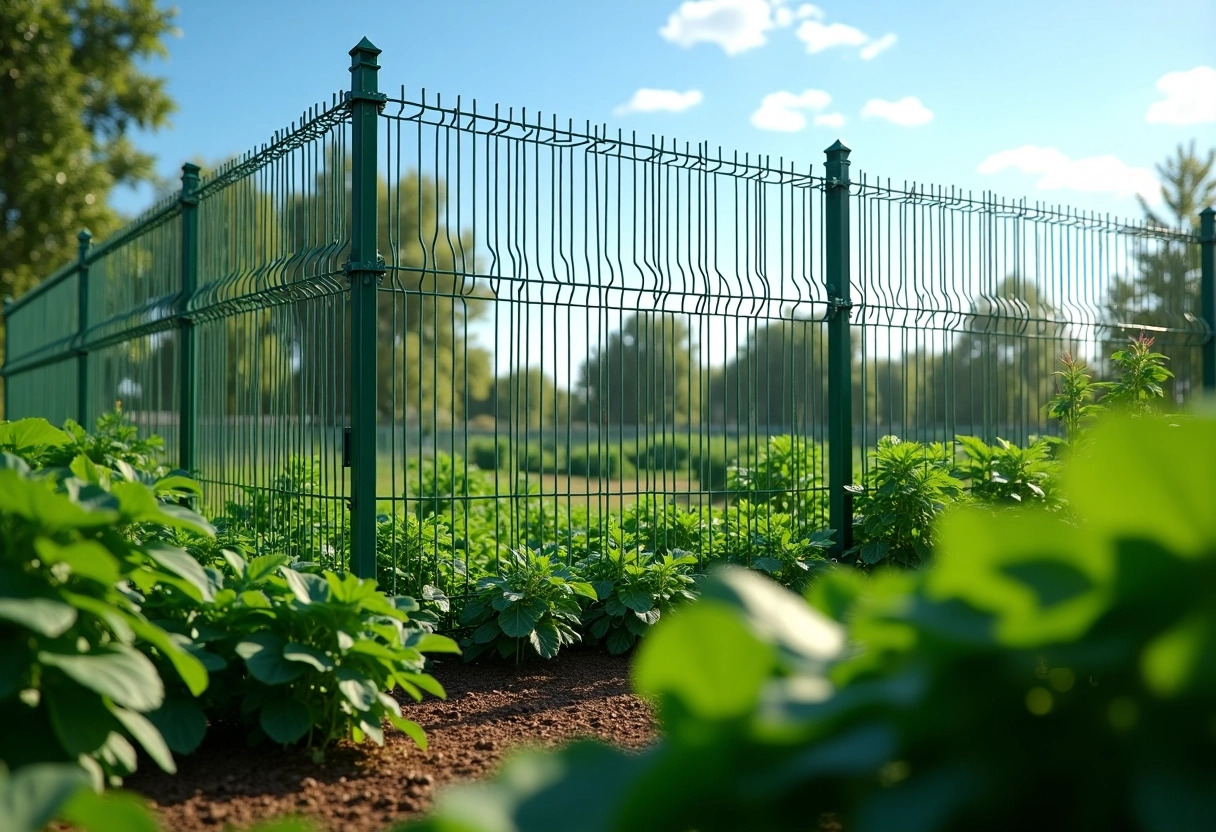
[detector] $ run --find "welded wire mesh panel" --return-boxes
[6,357,76,424]
[850,174,1206,463]
[374,92,833,589]
[82,198,183,452]
[3,261,78,419]
[190,98,353,569]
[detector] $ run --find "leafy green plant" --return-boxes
[375,511,459,625]
[620,496,709,558]
[713,500,834,591]
[955,434,1061,508]
[566,446,635,479]
[1098,332,1174,414]
[576,550,698,654]
[727,434,825,517]
[219,457,347,569]
[1044,352,1103,443]
[845,435,964,568]
[403,410,1216,832]
[0,420,212,787]
[148,548,458,756]
[458,548,596,662]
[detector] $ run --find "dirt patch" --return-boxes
[127,648,656,831]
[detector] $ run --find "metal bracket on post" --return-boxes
[347,37,383,580]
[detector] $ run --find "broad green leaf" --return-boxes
[0,471,116,529]
[699,567,845,668]
[0,594,77,639]
[58,787,161,832]
[109,705,176,774]
[634,598,776,721]
[283,642,335,672]
[0,763,91,832]
[32,539,120,586]
[142,543,214,603]
[280,567,330,605]
[38,644,164,712]
[45,686,116,758]
[151,473,202,497]
[246,553,291,584]
[606,628,635,655]
[388,713,428,750]
[1141,610,1216,698]
[617,587,655,614]
[568,581,599,601]
[530,620,561,658]
[258,698,312,745]
[97,730,138,776]
[0,418,71,454]
[124,618,210,696]
[235,632,302,686]
[498,598,546,638]
[147,697,208,755]
[395,671,446,699]
[406,631,462,654]
[335,667,378,712]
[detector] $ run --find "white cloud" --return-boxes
[861,96,933,126]
[751,89,832,131]
[977,145,1160,202]
[660,0,780,55]
[795,20,868,53]
[1145,66,1216,125]
[859,33,897,60]
[813,112,846,128]
[614,88,704,116]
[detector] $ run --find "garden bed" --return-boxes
[126,649,656,831]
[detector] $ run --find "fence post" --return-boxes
[1201,207,1215,393]
[347,38,386,579]
[824,140,854,558]
[74,229,92,426]
[178,163,200,473]
[1,295,10,419]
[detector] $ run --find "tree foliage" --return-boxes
[0,0,176,296]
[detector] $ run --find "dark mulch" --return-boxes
[125,648,657,831]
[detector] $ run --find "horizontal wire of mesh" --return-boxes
[850,173,1207,463]
[372,92,833,594]
[191,98,353,570]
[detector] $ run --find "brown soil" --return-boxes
[126,648,656,831]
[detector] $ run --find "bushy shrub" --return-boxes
[566,445,636,479]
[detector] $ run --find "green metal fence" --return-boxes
[4,38,1214,583]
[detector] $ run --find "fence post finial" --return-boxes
[824,139,854,559]
[1200,206,1215,393]
[347,37,385,580]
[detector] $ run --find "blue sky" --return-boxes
[118,0,1216,225]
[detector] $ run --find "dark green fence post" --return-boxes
[824,141,854,558]
[1,296,10,419]
[178,163,200,472]
[347,38,386,579]
[74,229,92,426]
[1201,207,1215,393]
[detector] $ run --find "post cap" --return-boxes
[824,139,851,156]
[77,229,92,243]
[181,162,201,177]
[350,37,381,66]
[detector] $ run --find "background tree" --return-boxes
[943,274,1072,435]
[287,161,494,426]
[1104,142,1215,402]
[470,368,570,430]
[579,312,700,427]
[1,0,177,414]
[706,318,826,432]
